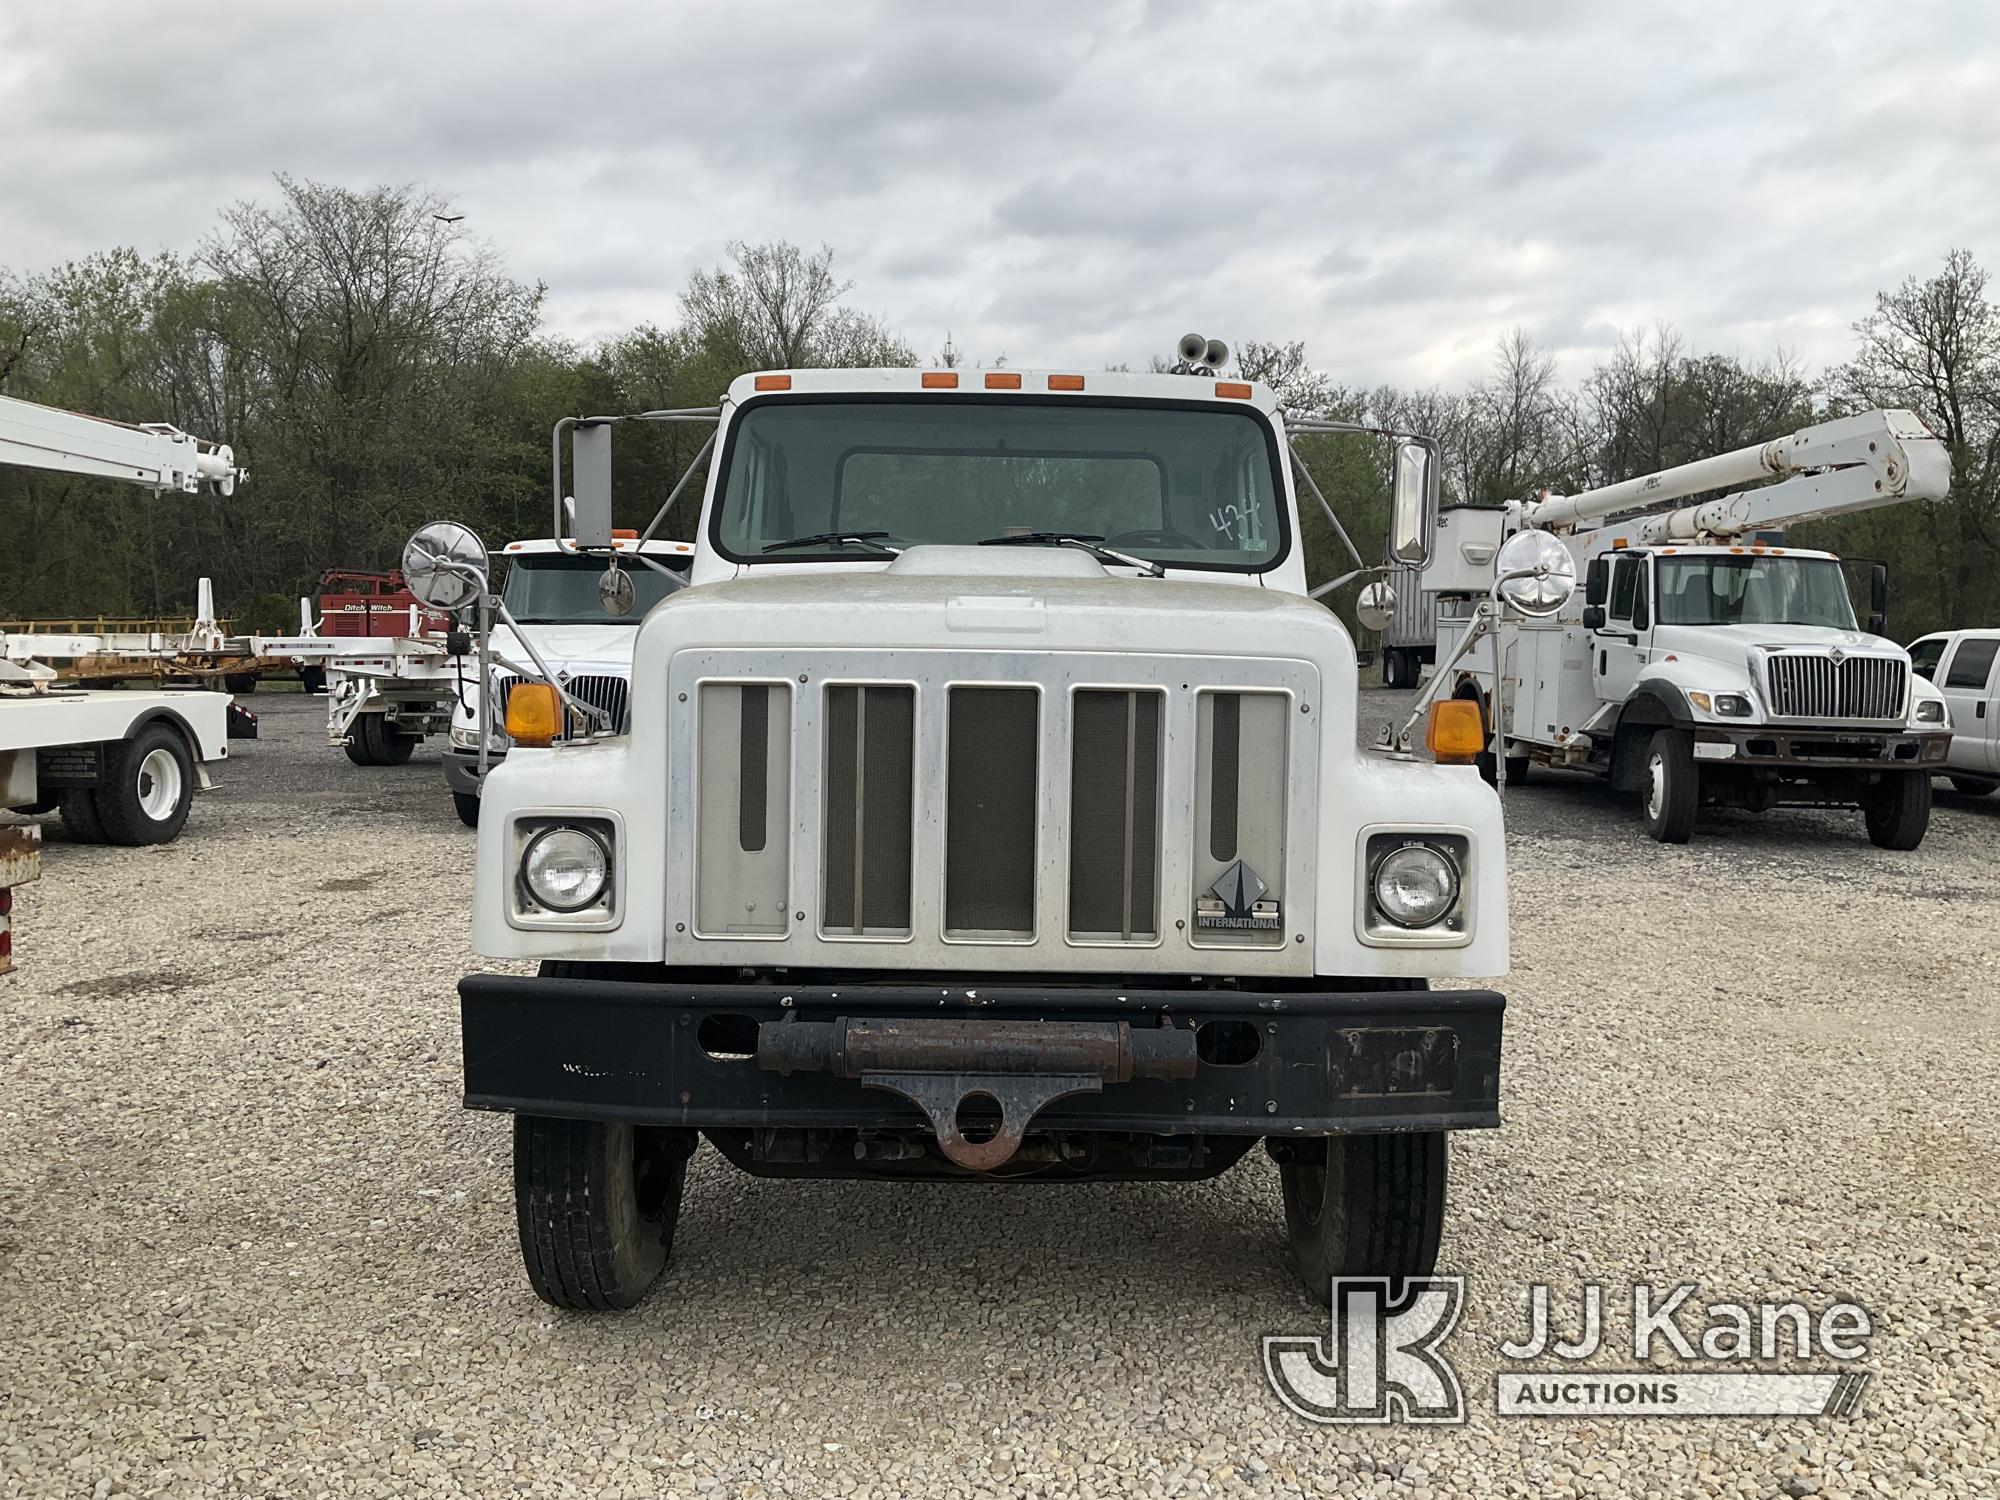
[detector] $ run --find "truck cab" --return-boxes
[1908,629,2000,794]
[439,366,1509,1312]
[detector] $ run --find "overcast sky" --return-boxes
[2,0,1995,388]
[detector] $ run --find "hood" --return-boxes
[1651,622,1904,666]
[490,620,641,672]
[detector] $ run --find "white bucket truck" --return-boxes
[1401,410,1954,846]
[408,344,1540,1311]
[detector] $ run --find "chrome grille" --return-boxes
[497,673,631,738]
[1068,689,1162,940]
[1764,653,1906,721]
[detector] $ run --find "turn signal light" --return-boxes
[506,682,562,747]
[1426,700,1485,765]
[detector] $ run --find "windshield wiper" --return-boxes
[978,531,1165,577]
[762,530,902,557]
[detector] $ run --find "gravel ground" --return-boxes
[2,689,1997,1498]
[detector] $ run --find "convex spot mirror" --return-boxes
[1388,441,1434,567]
[402,521,489,612]
[1356,579,1395,634]
[599,563,636,617]
[1493,530,1577,618]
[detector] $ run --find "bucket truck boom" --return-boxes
[1413,408,1954,848]
[1,393,247,973]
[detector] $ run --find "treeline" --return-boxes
[2,176,1995,638]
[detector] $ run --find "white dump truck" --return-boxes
[1404,410,1953,846]
[408,351,1533,1311]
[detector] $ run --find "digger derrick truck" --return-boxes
[425,360,1511,1311]
[1408,409,1953,846]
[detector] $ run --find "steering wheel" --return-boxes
[1104,529,1205,551]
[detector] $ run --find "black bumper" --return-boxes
[442,746,502,796]
[459,975,1504,1147]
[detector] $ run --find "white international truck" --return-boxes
[440,536,693,826]
[0,393,246,972]
[1405,409,1954,846]
[411,356,1527,1311]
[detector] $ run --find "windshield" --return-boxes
[1655,555,1858,629]
[713,398,1286,571]
[501,556,684,623]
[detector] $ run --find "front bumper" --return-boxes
[443,745,504,795]
[460,975,1504,1171]
[1694,725,1950,769]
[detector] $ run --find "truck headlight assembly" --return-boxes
[1361,831,1471,945]
[1712,693,1752,717]
[520,825,610,912]
[1372,844,1460,928]
[1916,699,1945,724]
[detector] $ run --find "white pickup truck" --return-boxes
[1908,629,2000,794]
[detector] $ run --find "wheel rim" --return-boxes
[136,747,183,820]
[1645,752,1666,821]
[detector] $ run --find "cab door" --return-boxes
[1937,634,2000,773]
[1592,552,1651,703]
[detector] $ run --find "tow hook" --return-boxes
[756,1018,1197,1170]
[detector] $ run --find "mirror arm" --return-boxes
[1290,449,1368,577]
[490,600,614,735]
[638,429,717,545]
[1309,564,1377,601]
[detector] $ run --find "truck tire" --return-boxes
[299,666,327,695]
[58,789,108,844]
[223,673,259,695]
[1640,728,1697,843]
[453,791,481,828]
[1383,649,1407,689]
[94,722,195,845]
[345,715,416,767]
[514,1115,688,1311]
[1865,771,1931,850]
[1282,1132,1447,1306]
[1948,775,1996,797]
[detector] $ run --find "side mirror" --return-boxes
[1582,604,1607,630]
[1868,612,1888,637]
[599,562,636,617]
[1585,555,1610,607]
[1387,441,1434,567]
[569,420,615,550]
[1492,530,1577,618]
[1870,562,1889,617]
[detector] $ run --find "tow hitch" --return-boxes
[757,1018,1198,1170]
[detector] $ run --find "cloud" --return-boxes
[0,0,1995,388]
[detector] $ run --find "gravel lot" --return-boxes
[3,689,1997,1498]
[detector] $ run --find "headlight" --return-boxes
[1916,699,1945,724]
[521,826,610,911]
[1372,844,1460,929]
[1712,693,1752,717]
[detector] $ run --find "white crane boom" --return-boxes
[0,393,245,495]
[1520,408,1948,542]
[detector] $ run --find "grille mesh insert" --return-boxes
[1068,690,1162,939]
[946,687,1038,935]
[822,685,915,933]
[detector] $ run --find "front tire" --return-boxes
[94,723,195,845]
[513,1116,688,1311]
[453,790,481,828]
[1641,727,1698,843]
[1282,1132,1447,1306]
[1865,771,1931,850]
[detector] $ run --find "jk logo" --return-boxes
[1262,1277,1467,1424]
